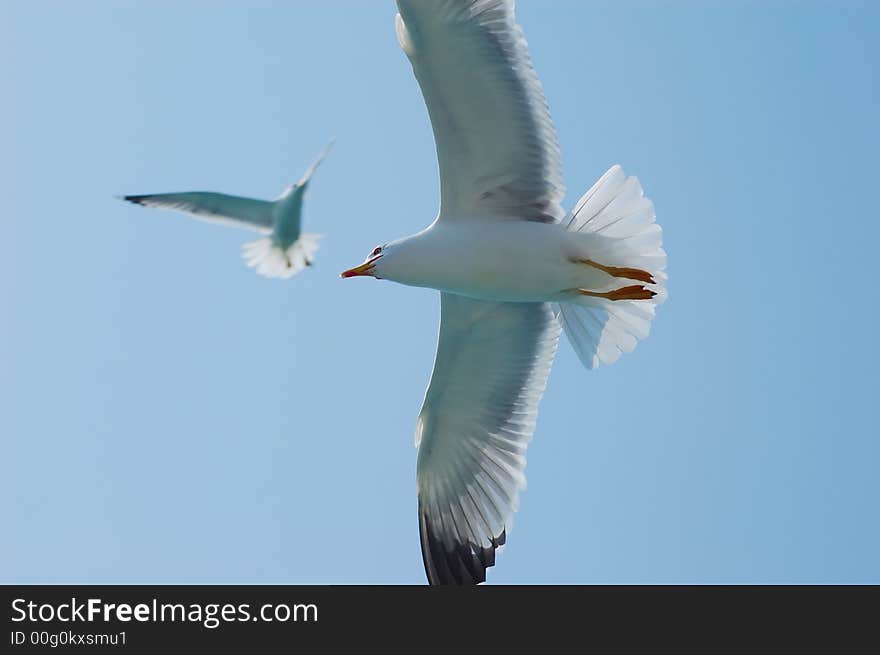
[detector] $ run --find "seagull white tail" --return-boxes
[241,233,322,279]
[555,165,667,369]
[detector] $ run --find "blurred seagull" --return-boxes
[122,141,334,278]
[342,1,666,585]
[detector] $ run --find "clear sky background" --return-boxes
[3,1,878,584]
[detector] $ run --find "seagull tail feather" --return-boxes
[555,165,667,369]
[241,233,322,279]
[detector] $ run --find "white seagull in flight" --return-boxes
[122,141,334,278]
[342,0,667,585]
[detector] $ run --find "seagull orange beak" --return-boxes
[341,255,382,278]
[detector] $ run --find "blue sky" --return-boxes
[3,1,878,584]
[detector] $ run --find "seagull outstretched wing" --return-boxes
[123,192,274,233]
[396,0,564,222]
[296,139,336,187]
[416,293,560,584]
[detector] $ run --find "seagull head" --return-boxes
[341,244,387,279]
[341,236,431,284]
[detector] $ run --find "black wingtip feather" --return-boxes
[121,195,147,205]
[418,500,505,586]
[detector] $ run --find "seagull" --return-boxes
[342,0,666,585]
[122,141,334,278]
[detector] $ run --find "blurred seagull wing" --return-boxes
[416,293,560,584]
[122,192,274,233]
[296,139,336,187]
[396,0,564,223]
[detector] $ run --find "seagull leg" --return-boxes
[574,258,655,284]
[578,285,656,301]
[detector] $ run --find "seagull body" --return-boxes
[360,221,624,303]
[345,0,666,585]
[123,142,333,278]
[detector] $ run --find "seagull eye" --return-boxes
[371,246,382,257]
